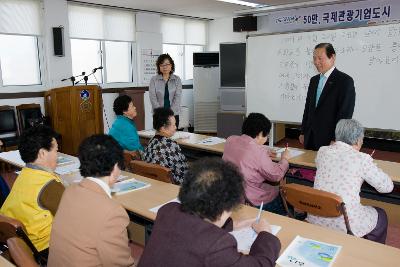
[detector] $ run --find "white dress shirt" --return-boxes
[86,177,112,198]
[320,65,335,88]
[307,141,393,237]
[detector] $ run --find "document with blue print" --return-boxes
[276,236,341,267]
[111,178,151,195]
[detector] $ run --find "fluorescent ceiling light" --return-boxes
[216,0,264,8]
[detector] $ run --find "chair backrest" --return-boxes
[129,160,172,183]
[7,237,38,267]
[0,214,43,265]
[280,183,353,235]
[0,106,18,136]
[16,104,43,134]
[123,150,141,172]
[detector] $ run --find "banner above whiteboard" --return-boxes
[256,0,400,34]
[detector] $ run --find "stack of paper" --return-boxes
[139,129,156,137]
[270,147,305,159]
[195,137,226,146]
[230,225,281,252]
[55,162,80,175]
[139,130,191,140]
[171,132,191,140]
[149,198,180,213]
[276,236,342,267]
[57,156,74,165]
[0,150,80,175]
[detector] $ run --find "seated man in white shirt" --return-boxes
[307,119,393,244]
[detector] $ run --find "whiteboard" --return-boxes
[246,23,400,131]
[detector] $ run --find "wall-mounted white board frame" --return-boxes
[246,22,400,132]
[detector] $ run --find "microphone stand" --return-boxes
[61,72,85,86]
[61,76,76,86]
[75,68,101,86]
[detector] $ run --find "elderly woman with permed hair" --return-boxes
[307,119,393,244]
[149,53,182,128]
[109,95,143,152]
[138,158,281,267]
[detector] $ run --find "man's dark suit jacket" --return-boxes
[301,68,356,150]
[138,202,281,267]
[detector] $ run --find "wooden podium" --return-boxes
[45,85,103,155]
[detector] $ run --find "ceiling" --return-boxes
[73,0,332,19]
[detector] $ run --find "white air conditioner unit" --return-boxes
[193,66,220,132]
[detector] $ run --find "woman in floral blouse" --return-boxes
[143,107,188,184]
[307,119,393,244]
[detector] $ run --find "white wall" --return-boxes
[42,0,73,88]
[208,17,247,51]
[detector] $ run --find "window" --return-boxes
[104,41,132,83]
[0,35,41,86]
[161,17,207,80]
[70,39,102,84]
[68,4,136,85]
[162,44,184,79]
[0,0,42,87]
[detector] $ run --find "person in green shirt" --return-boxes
[109,95,143,152]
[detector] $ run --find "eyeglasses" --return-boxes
[160,63,171,67]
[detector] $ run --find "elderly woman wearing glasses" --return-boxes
[149,54,182,128]
[307,119,393,244]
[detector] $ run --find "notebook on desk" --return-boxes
[230,225,281,253]
[270,147,305,159]
[111,178,151,195]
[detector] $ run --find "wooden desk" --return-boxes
[0,256,15,267]
[138,133,400,202]
[288,149,400,183]
[68,170,400,267]
[286,149,400,206]
[138,131,224,159]
[139,131,400,183]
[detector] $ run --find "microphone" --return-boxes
[61,76,75,82]
[92,66,103,73]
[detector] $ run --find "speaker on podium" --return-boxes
[45,85,104,155]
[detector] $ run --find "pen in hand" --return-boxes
[370,149,375,157]
[253,202,264,237]
[256,201,263,223]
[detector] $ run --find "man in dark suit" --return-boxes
[299,43,356,150]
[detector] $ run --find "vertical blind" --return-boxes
[161,17,206,45]
[0,0,42,35]
[68,4,136,42]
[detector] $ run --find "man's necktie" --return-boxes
[315,74,326,107]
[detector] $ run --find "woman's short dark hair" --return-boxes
[153,107,174,131]
[156,53,175,75]
[78,134,124,177]
[179,157,244,222]
[241,113,271,138]
[315,43,336,59]
[19,125,58,163]
[113,95,132,115]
